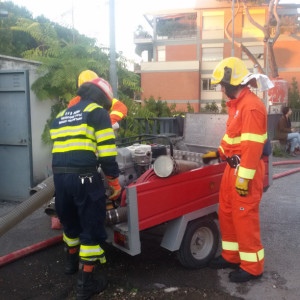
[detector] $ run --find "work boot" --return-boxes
[64,246,79,275]
[209,255,240,269]
[229,267,263,283]
[76,264,108,300]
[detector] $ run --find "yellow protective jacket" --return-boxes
[50,100,119,177]
[68,96,127,125]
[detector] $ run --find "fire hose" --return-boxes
[272,160,300,180]
[0,235,63,268]
[0,159,299,267]
[272,160,300,166]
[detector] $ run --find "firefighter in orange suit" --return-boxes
[68,70,127,130]
[202,57,270,283]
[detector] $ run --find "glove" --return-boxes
[106,176,121,201]
[235,176,249,197]
[202,151,220,164]
[112,122,120,131]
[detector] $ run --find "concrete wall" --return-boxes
[0,55,53,185]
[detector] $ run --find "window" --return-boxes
[202,47,223,62]
[201,79,215,91]
[157,46,166,62]
[156,13,197,39]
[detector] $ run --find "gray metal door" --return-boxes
[0,70,33,202]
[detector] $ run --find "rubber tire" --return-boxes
[177,217,219,269]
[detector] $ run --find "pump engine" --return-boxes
[116,143,167,188]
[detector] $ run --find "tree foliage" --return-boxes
[1,2,196,144]
[221,99,227,113]
[0,2,144,144]
[117,95,156,138]
[116,95,195,139]
[203,102,220,113]
[0,1,37,56]
[288,77,300,109]
[143,96,172,117]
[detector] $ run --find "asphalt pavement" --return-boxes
[0,154,299,300]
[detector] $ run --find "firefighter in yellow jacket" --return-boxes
[50,78,121,299]
[202,57,271,282]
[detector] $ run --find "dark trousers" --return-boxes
[54,172,107,245]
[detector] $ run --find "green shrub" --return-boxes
[272,143,288,157]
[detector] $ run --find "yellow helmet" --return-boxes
[78,70,98,87]
[211,57,250,86]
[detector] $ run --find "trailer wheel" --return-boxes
[177,217,219,269]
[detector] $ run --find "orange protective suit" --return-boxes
[68,96,127,126]
[217,87,267,276]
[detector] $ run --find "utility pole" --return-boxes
[231,0,235,57]
[264,41,270,111]
[109,0,118,98]
[72,0,75,44]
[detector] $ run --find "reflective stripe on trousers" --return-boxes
[63,232,80,247]
[218,160,265,275]
[222,240,264,263]
[79,244,106,264]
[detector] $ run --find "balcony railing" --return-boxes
[118,113,298,143]
[134,32,153,43]
[157,29,197,40]
[120,117,182,137]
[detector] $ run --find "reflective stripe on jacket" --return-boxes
[110,98,127,125]
[50,100,119,176]
[218,87,267,179]
[68,96,127,125]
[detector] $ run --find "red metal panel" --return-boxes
[133,163,226,230]
[263,156,269,188]
[268,78,288,104]
[130,158,270,231]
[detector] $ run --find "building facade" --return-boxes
[134,1,300,113]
